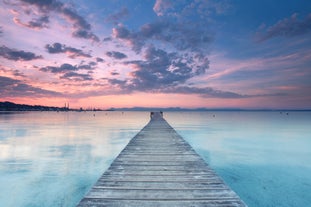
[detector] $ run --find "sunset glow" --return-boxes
[1,0,311,109]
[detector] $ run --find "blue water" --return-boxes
[0,111,149,207]
[165,111,311,207]
[0,111,310,207]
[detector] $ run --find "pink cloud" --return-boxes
[153,0,172,16]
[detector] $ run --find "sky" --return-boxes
[0,0,311,109]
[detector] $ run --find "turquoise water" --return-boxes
[0,111,149,207]
[165,111,311,207]
[0,111,310,206]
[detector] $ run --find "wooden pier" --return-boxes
[77,112,247,207]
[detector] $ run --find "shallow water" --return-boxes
[0,111,149,207]
[0,111,310,207]
[165,111,311,207]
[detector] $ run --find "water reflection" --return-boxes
[1,111,310,207]
[0,111,149,207]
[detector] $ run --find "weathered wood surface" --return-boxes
[77,112,247,207]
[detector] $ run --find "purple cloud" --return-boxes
[153,0,172,16]
[39,63,94,82]
[45,42,92,58]
[140,20,213,51]
[18,0,99,42]
[122,45,207,91]
[40,62,95,74]
[112,19,213,54]
[107,78,126,85]
[99,42,255,99]
[78,61,97,70]
[0,45,42,61]
[45,42,63,53]
[106,51,127,59]
[60,72,93,81]
[61,7,91,30]
[72,29,99,42]
[112,25,131,39]
[19,0,63,11]
[106,7,129,24]
[0,76,61,97]
[110,71,119,76]
[257,13,311,42]
[96,57,104,62]
[112,25,144,53]
[0,65,26,77]
[153,0,231,17]
[40,63,78,73]
[13,15,49,29]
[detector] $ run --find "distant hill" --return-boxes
[0,101,69,111]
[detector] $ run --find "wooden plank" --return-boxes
[77,112,247,207]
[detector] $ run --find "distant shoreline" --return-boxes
[0,101,109,112]
[1,101,310,112]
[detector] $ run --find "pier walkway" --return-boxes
[77,112,247,207]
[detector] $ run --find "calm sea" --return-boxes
[0,111,310,207]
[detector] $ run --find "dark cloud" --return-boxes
[110,1,216,53]
[112,19,213,54]
[89,61,97,66]
[106,51,127,59]
[103,76,281,99]
[13,15,49,29]
[40,62,95,74]
[96,57,104,62]
[103,37,112,42]
[112,25,131,39]
[106,1,214,97]
[0,76,19,88]
[0,64,26,77]
[139,21,168,38]
[140,20,212,51]
[110,71,119,76]
[72,29,99,42]
[12,70,26,77]
[123,45,208,91]
[0,45,42,61]
[153,0,231,17]
[40,63,78,73]
[112,25,143,52]
[61,7,90,30]
[18,0,99,42]
[257,13,311,42]
[0,26,3,35]
[0,76,61,97]
[39,62,94,82]
[107,78,126,85]
[45,42,62,53]
[19,0,63,11]
[60,71,93,81]
[99,44,238,98]
[106,7,129,24]
[78,61,97,70]
[45,42,92,58]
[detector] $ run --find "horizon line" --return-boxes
[1,101,311,111]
